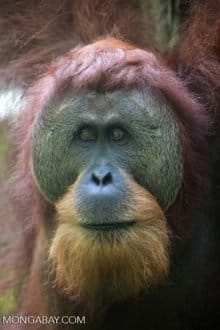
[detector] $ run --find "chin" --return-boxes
[49,180,170,314]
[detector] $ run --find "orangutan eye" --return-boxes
[110,128,125,141]
[78,126,96,142]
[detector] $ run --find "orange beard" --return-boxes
[49,178,170,315]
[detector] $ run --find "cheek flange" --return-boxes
[31,123,77,203]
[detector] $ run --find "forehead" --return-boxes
[45,88,173,125]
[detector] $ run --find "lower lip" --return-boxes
[81,221,135,231]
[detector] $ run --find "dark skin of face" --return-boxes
[32,88,183,226]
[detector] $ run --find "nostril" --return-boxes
[102,172,113,186]
[91,172,113,186]
[91,173,101,186]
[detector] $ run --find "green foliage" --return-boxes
[0,288,17,315]
[141,0,181,49]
